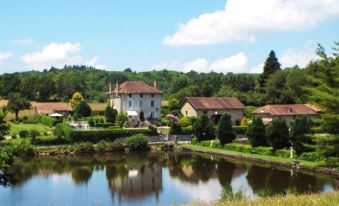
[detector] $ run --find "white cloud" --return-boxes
[21,42,83,69]
[210,52,247,73]
[164,0,339,46]
[249,63,264,74]
[0,52,13,64]
[153,52,249,73]
[85,56,108,69]
[11,38,34,45]
[280,44,318,68]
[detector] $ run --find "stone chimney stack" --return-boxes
[115,82,119,97]
[153,80,157,89]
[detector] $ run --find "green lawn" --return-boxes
[180,144,322,168]
[9,123,52,136]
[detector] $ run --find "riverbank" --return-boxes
[187,191,339,206]
[180,144,339,178]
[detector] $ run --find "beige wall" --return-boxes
[181,102,244,125]
[254,114,319,126]
[181,102,198,117]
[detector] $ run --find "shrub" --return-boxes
[193,115,215,141]
[74,101,92,118]
[109,141,125,152]
[75,142,95,153]
[117,112,128,128]
[325,157,339,169]
[179,116,191,127]
[54,123,73,140]
[11,134,17,139]
[37,115,59,127]
[19,130,29,138]
[274,149,291,158]
[216,114,236,145]
[233,126,248,135]
[246,117,267,147]
[125,134,149,151]
[298,152,325,162]
[169,123,183,135]
[266,118,289,150]
[104,106,118,123]
[97,140,110,152]
[30,129,39,141]
[223,143,252,153]
[289,117,313,155]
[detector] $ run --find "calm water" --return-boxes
[0,152,337,206]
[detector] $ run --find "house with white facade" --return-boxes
[108,81,162,120]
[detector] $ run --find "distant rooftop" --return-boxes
[252,104,322,116]
[109,81,163,94]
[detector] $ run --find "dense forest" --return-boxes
[0,43,338,108]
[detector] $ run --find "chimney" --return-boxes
[153,80,157,89]
[115,82,119,97]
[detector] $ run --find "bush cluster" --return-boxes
[125,134,149,151]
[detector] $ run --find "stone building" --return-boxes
[180,97,245,125]
[108,81,163,120]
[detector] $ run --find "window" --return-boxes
[203,111,208,114]
[151,94,154,98]
[140,94,143,98]
[128,100,132,107]
[151,100,155,107]
[185,111,188,116]
[129,94,132,98]
[140,100,144,107]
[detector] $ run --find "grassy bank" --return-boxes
[180,144,322,168]
[188,191,339,206]
[9,123,51,135]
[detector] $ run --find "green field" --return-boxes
[9,123,52,136]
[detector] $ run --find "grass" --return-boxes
[180,144,322,168]
[9,123,52,135]
[187,191,339,206]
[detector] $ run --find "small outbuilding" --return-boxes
[180,97,245,125]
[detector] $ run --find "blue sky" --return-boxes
[0,0,338,74]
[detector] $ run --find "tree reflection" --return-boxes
[216,159,236,187]
[71,166,93,185]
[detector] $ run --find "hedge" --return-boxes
[33,136,70,145]
[37,115,60,127]
[70,128,157,143]
[94,123,116,128]
[233,126,247,135]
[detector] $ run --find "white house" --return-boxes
[107,81,163,120]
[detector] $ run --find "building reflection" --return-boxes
[106,163,162,202]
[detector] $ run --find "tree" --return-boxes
[70,92,84,110]
[289,116,313,155]
[216,113,236,145]
[104,106,118,123]
[246,117,267,147]
[265,70,293,104]
[192,115,215,141]
[0,108,10,140]
[7,92,31,121]
[117,112,128,128]
[74,101,92,118]
[240,117,248,127]
[168,98,180,112]
[257,50,281,93]
[169,122,183,135]
[266,118,289,150]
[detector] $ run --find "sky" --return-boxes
[0,0,339,74]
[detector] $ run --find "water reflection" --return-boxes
[0,152,336,205]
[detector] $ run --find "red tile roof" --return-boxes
[109,81,163,94]
[182,97,245,110]
[252,104,322,116]
[36,104,73,114]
